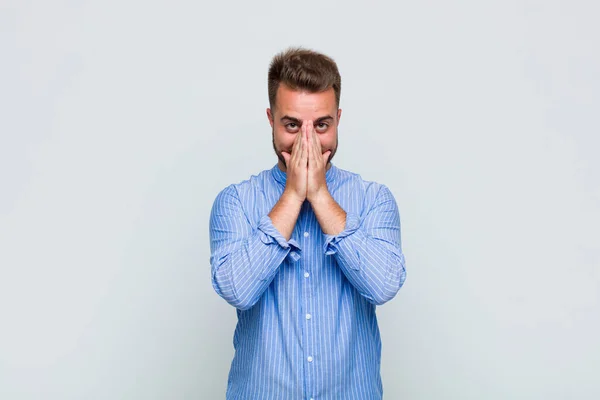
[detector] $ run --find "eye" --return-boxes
[285,123,300,132]
[315,122,329,132]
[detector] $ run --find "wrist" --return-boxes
[282,189,305,207]
[307,187,331,205]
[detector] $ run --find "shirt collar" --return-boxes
[271,162,338,186]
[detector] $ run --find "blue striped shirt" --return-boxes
[209,162,407,399]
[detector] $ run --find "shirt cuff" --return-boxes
[257,214,302,261]
[323,212,361,256]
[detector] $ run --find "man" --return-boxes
[209,47,407,400]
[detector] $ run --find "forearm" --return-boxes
[326,226,406,305]
[319,185,407,305]
[209,185,301,310]
[212,231,293,310]
[268,190,304,240]
[309,190,346,235]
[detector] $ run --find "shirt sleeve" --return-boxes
[322,184,407,305]
[209,185,301,310]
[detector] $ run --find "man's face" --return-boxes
[267,83,341,171]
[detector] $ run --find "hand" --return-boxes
[306,119,332,203]
[281,123,308,204]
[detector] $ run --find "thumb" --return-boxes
[282,151,290,165]
[322,150,331,163]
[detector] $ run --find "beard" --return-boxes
[272,128,338,170]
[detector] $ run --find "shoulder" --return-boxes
[334,165,391,199]
[211,167,272,206]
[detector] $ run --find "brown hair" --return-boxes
[268,47,341,111]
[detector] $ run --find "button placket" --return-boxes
[299,205,316,397]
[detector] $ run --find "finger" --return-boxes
[306,121,314,166]
[292,123,301,166]
[314,125,323,153]
[290,129,302,161]
[307,120,317,161]
[311,123,321,153]
[309,121,316,144]
[300,122,308,165]
[313,121,323,166]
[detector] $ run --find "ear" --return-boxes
[336,108,342,126]
[266,108,274,128]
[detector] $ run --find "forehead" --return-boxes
[275,84,337,118]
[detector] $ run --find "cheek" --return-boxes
[320,134,335,149]
[277,136,296,150]
[274,130,294,146]
[286,132,299,146]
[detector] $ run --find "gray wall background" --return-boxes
[1,0,599,399]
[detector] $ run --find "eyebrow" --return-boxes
[280,115,334,124]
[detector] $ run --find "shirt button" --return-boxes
[307,356,313,362]
[304,231,309,237]
[304,272,310,278]
[306,313,311,320]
